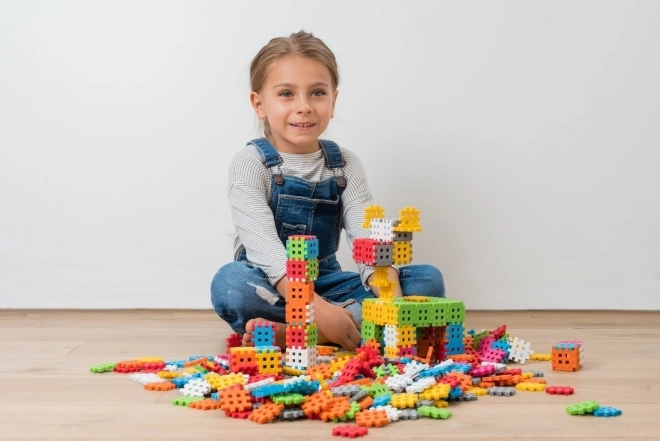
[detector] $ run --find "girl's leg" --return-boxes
[210,261,285,334]
[399,264,446,298]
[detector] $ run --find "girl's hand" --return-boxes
[314,294,361,351]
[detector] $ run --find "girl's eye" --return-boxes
[312,89,326,96]
[279,91,293,97]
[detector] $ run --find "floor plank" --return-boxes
[0,310,657,441]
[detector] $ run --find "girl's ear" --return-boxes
[250,91,266,120]
[331,89,339,118]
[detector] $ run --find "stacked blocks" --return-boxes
[285,235,319,371]
[552,341,584,372]
[354,205,463,362]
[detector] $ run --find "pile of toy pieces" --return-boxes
[89,325,621,438]
[90,206,621,437]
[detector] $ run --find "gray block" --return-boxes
[349,389,370,403]
[488,387,516,397]
[281,408,305,420]
[400,408,419,420]
[331,385,361,397]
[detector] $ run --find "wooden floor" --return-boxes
[0,310,658,441]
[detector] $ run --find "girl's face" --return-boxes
[251,56,338,154]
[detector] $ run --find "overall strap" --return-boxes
[319,139,347,188]
[248,138,282,168]
[247,137,284,184]
[318,139,345,169]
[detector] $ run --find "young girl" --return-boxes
[211,31,445,350]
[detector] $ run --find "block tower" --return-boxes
[354,205,465,362]
[284,235,319,371]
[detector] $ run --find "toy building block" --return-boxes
[362,204,385,228]
[89,363,115,373]
[251,321,276,347]
[219,388,252,413]
[229,347,258,373]
[530,353,552,361]
[286,235,319,260]
[189,398,222,410]
[353,238,394,267]
[369,218,400,242]
[356,409,390,427]
[546,386,575,395]
[248,402,284,424]
[552,342,583,372]
[566,400,600,415]
[286,258,319,282]
[488,387,516,397]
[393,207,422,232]
[509,337,534,364]
[255,346,282,375]
[332,424,369,438]
[416,405,451,420]
[594,406,622,417]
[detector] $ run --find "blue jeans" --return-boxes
[210,255,445,334]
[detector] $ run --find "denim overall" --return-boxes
[211,138,446,334]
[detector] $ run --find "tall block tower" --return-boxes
[284,235,319,371]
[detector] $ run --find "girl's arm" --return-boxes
[228,150,287,288]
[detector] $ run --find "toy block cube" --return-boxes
[353,239,394,266]
[286,324,318,349]
[285,301,314,326]
[552,343,582,372]
[393,241,413,265]
[229,347,258,373]
[285,281,314,303]
[286,258,319,282]
[362,299,377,322]
[394,299,417,326]
[443,299,465,323]
[256,346,282,375]
[286,235,319,260]
[361,320,383,342]
[383,324,416,347]
[369,218,400,242]
[285,347,318,371]
[252,321,276,347]
[426,299,448,327]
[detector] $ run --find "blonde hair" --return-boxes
[250,30,339,137]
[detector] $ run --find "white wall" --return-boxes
[1,0,658,310]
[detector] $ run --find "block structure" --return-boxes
[552,341,584,372]
[354,205,465,362]
[285,235,319,371]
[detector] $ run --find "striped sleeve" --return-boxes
[339,149,376,286]
[228,149,287,286]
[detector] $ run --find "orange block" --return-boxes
[190,399,221,410]
[249,402,284,424]
[286,281,314,303]
[356,410,389,428]
[144,382,176,391]
[320,397,351,422]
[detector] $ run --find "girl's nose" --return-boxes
[296,97,312,113]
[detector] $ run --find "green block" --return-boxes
[567,401,600,415]
[394,299,417,326]
[417,405,452,419]
[413,301,432,327]
[273,393,307,405]
[426,298,448,326]
[89,363,115,373]
[368,383,391,397]
[305,324,318,347]
[445,298,465,323]
[172,396,204,407]
[361,320,379,341]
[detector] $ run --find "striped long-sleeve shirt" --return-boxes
[228,143,375,287]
